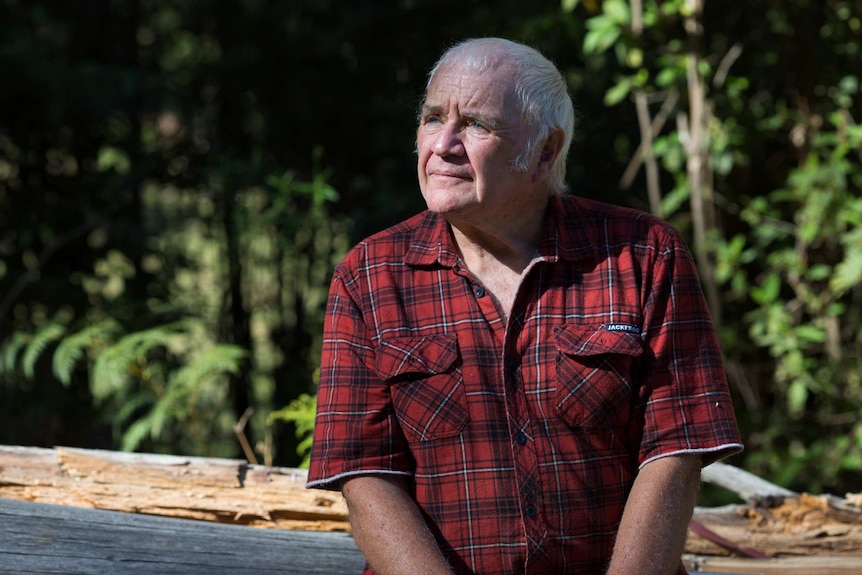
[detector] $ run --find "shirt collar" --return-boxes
[540,194,597,263]
[403,211,460,268]
[403,194,597,268]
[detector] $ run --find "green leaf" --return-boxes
[121,414,155,452]
[751,273,781,305]
[583,17,622,54]
[96,146,131,174]
[787,379,809,414]
[269,393,318,467]
[659,180,690,218]
[170,344,246,391]
[806,264,832,282]
[604,78,632,106]
[0,332,28,375]
[91,322,187,403]
[22,323,66,379]
[52,320,120,387]
[795,325,826,344]
[831,249,862,295]
[561,0,580,12]
[603,0,630,23]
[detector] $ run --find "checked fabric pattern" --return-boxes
[308,194,743,575]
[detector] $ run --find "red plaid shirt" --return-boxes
[308,194,743,575]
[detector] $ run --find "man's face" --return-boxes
[416,60,539,226]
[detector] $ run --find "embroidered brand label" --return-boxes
[603,323,641,334]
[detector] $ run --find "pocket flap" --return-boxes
[553,324,643,357]
[375,335,459,379]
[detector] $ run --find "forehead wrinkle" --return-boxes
[423,65,518,130]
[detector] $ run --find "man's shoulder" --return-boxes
[563,194,667,227]
[337,211,440,271]
[560,194,683,247]
[361,211,433,244]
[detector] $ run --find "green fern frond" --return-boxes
[22,323,66,379]
[0,332,29,375]
[148,394,171,440]
[268,393,316,430]
[268,393,317,466]
[52,320,121,387]
[121,412,156,452]
[113,389,157,428]
[170,344,247,392]
[120,387,179,452]
[296,435,314,468]
[91,322,187,403]
[113,340,246,451]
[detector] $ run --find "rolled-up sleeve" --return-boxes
[637,229,743,468]
[306,268,413,491]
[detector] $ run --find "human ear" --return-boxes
[532,129,565,183]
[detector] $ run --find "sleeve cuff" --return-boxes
[306,469,414,491]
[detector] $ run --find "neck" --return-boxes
[447,196,547,276]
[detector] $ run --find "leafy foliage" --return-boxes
[53,320,121,387]
[717,105,862,492]
[4,317,247,454]
[268,391,317,469]
[1,0,861,496]
[571,0,862,494]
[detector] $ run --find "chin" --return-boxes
[422,187,475,214]
[423,197,470,216]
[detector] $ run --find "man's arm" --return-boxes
[606,453,701,575]
[341,474,455,575]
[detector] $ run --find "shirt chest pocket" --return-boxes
[553,325,644,430]
[375,335,468,442]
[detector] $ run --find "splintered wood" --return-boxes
[684,468,862,574]
[688,494,862,558]
[2,446,862,574]
[0,445,348,531]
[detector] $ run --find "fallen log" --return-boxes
[0,445,348,531]
[700,461,796,506]
[0,498,363,575]
[2,445,862,574]
[685,462,862,573]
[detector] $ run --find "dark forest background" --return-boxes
[2,0,861,500]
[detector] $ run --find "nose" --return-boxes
[432,122,465,157]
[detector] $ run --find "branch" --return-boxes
[620,91,680,190]
[634,91,663,215]
[234,407,259,465]
[713,43,744,89]
[701,461,796,506]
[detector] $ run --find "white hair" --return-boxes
[424,37,575,195]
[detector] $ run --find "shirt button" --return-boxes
[525,505,537,518]
[474,286,486,298]
[515,432,528,445]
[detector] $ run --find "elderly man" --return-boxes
[307,37,743,575]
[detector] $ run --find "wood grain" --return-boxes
[0,498,363,575]
[3,446,862,574]
[0,445,349,531]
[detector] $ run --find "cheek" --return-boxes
[416,149,429,180]
[415,138,431,165]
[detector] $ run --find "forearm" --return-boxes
[342,475,454,575]
[606,454,701,575]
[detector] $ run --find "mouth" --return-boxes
[429,172,471,180]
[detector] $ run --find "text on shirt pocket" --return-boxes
[553,324,644,430]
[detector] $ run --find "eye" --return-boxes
[468,120,488,131]
[422,114,442,126]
